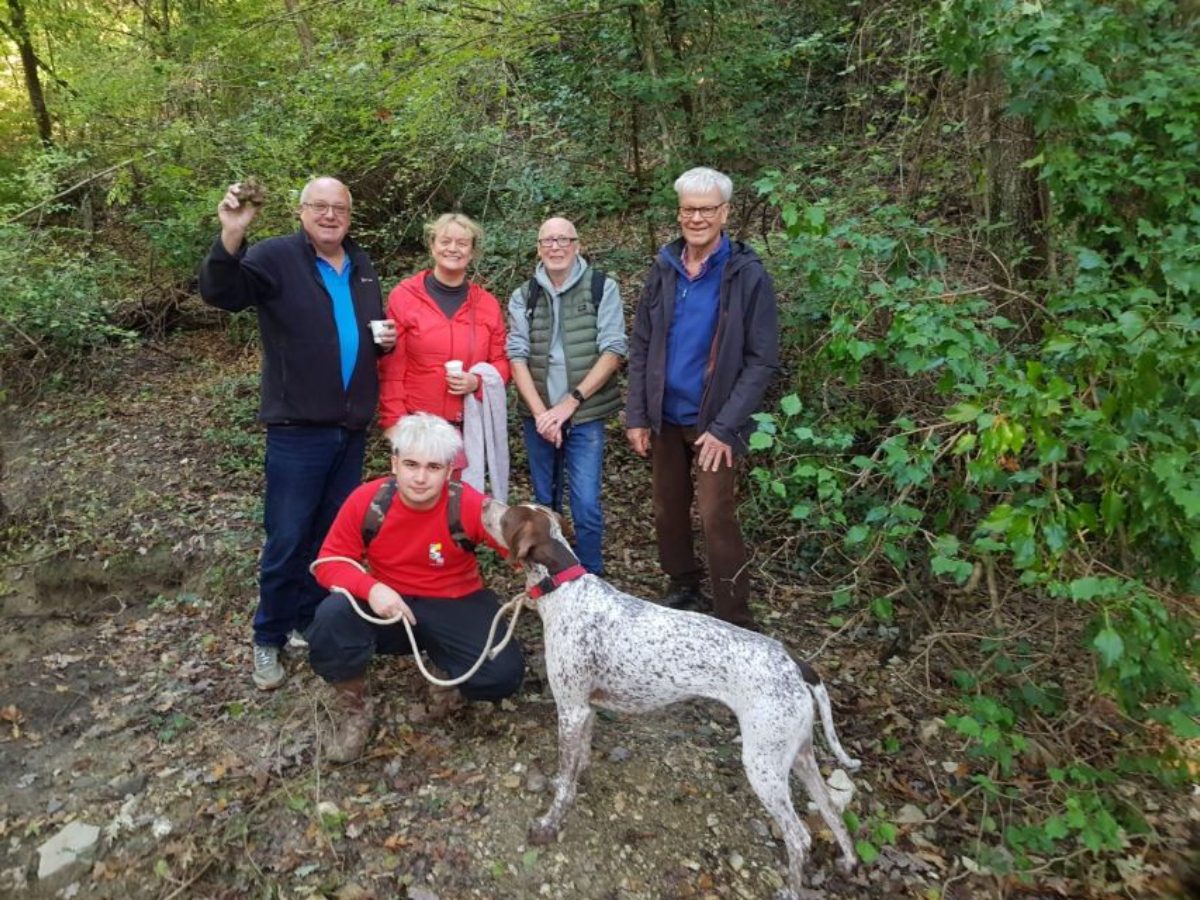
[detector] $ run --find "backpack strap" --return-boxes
[447,476,476,552]
[362,474,476,553]
[524,277,544,323]
[590,268,605,310]
[526,269,606,321]
[361,476,398,548]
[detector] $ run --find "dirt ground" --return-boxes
[0,324,1195,900]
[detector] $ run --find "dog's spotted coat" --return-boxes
[483,502,862,898]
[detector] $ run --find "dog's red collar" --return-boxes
[529,564,588,599]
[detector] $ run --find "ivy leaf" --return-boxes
[1166,709,1200,740]
[1043,815,1068,840]
[748,431,773,450]
[845,524,870,545]
[780,393,802,416]
[946,401,983,423]
[790,503,812,520]
[856,839,879,864]
[1092,628,1125,667]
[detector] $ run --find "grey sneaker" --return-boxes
[252,644,286,690]
[287,629,309,650]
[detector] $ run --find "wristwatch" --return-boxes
[570,388,586,405]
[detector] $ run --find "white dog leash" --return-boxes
[308,556,527,688]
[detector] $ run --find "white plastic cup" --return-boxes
[444,360,465,376]
[369,320,392,344]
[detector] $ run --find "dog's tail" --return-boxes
[796,659,862,771]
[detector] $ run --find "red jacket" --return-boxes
[378,271,511,428]
[312,476,505,600]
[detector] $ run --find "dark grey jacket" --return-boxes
[199,231,384,430]
[625,237,780,454]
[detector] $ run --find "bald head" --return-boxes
[537,216,580,285]
[298,177,352,257]
[299,177,352,208]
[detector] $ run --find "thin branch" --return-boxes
[4,150,157,224]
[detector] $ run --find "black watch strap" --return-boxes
[571,388,586,404]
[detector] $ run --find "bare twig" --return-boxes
[4,151,158,224]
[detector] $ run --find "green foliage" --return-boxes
[0,223,136,364]
[844,808,899,867]
[748,4,1198,872]
[201,373,264,476]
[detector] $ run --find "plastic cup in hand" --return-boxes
[369,320,392,344]
[444,360,465,376]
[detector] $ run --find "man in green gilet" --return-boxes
[506,217,627,575]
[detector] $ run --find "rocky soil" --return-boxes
[0,323,1194,900]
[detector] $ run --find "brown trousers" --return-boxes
[651,423,753,626]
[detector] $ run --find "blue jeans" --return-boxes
[255,425,366,647]
[521,417,606,575]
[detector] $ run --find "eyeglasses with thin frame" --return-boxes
[302,201,351,217]
[537,236,578,248]
[678,203,727,221]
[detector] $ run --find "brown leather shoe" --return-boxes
[326,677,373,763]
[662,584,706,611]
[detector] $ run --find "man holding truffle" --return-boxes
[199,176,395,691]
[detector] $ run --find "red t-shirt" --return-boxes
[313,476,504,601]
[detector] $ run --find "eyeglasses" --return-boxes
[537,236,578,248]
[302,201,350,217]
[435,237,473,250]
[678,203,727,220]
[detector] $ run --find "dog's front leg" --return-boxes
[530,703,594,844]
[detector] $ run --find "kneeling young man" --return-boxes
[308,412,524,762]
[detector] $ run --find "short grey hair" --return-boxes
[674,167,733,202]
[389,412,463,465]
[299,177,353,208]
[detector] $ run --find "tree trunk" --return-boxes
[629,2,676,168]
[282,0,315,61]
[968,64,1051,282]
[658,0,697,150]
[7,0,53,145]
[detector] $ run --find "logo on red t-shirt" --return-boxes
[428,542,445,567]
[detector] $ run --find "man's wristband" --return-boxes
[570,388,586,405]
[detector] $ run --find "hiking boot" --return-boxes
[326,678,373,763]
[287,629,309,650]
[407,664,467,723]
[252,643,286,691]
[662,583,705,611]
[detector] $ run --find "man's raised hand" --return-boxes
[217,183,260,252]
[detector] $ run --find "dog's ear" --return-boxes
[552,509,575,543]
[501,508,539,562]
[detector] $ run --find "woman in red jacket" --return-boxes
[379,213,510,441]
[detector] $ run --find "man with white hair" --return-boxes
[307,412,525,762]
[625,167,780,629]
[200,176,395,691]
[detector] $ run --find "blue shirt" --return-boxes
[662,235,730,426]
[316,256,358,390]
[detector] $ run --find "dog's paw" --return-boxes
[528,819,559,845]
[845,757,863,771]
[838,855,858,875]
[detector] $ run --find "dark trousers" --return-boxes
[255,425,366,647]
[651,422,752,626]
[306,588,525,701]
